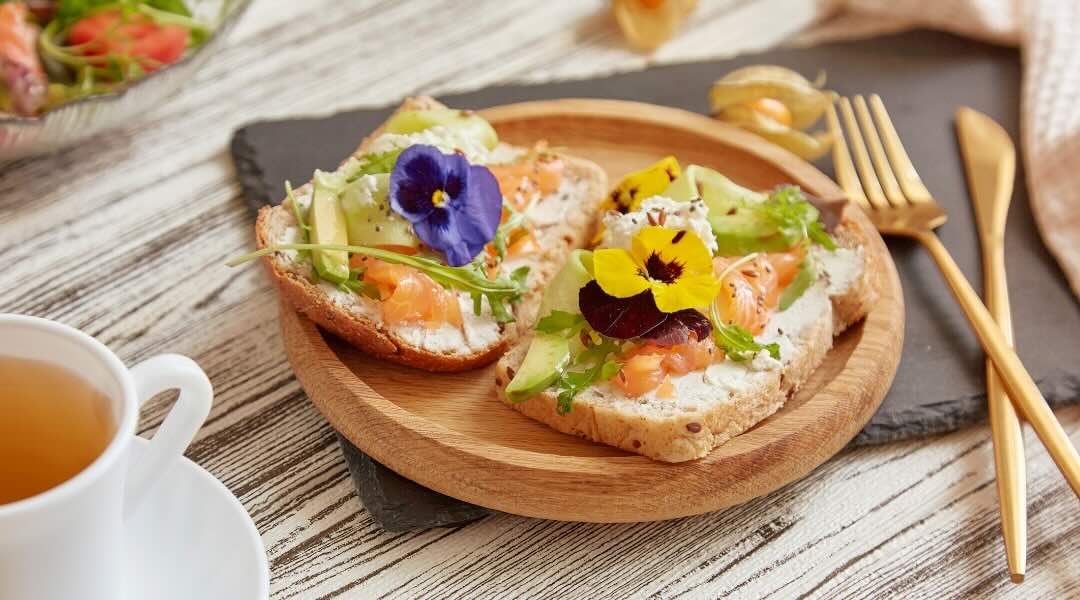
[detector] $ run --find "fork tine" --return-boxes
[825,100,872,211]
[838,97,890,210]
[853,95,905,207]
[868,94,932,204]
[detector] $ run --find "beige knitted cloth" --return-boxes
[807,0,1080,299]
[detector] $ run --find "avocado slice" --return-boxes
[537,249,594,317]
[505,332,572,402]
[384,108,499,150]
[341,173,419,249]
[778,257,817,310]
[309,182,350,284]
[710,209,791,256]
[664,164,766,215]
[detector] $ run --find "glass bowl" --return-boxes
[0,0,252,161]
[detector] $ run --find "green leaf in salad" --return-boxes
[227,243,529,323]
[146,0,192,17]
[56,0,195,28]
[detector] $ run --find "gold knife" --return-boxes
[956,106,1026,582]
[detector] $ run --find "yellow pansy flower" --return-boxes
[593,226,720,313]
[605,156,681,213]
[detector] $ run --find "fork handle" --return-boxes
[918,231,1080,497]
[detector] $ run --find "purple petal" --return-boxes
[389,145,451,222]
[413,208,474,267]
[452,165,502,256]
[579,282,667,340]
[642,309,713,347]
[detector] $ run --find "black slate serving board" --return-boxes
[232,30,1080,530]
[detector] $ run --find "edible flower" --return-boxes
[388,144,502,267]
[593,226,720,313]
[579,227,719,346]
[578,281,711,346]
[604,156,681,214]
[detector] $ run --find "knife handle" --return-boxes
[916,231,1080,499]
[981,239,1027,582]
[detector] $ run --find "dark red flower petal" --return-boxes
[579,280,667,340]
[641,309,712,347]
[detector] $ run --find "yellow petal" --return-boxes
[651,274,722,313]
[610,156,681,212]
[632,226,713,276]
[593,248,650,298]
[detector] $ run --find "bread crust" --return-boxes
[494,209,879,461]
[255,96,607,372]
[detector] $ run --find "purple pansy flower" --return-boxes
[388,144,502,267]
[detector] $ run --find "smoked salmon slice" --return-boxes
[712,246,805,335]
[353,256,463,329]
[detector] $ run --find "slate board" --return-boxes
[231,30,1080,531]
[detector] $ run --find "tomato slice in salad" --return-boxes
[68,10,189,72]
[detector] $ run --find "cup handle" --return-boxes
[123,354,213,518]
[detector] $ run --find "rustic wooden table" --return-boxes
[3,1,1079,598]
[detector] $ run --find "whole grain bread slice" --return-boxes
[256,96,608,372]
[494,207,879,461]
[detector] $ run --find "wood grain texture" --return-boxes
[2,0,1080,597]
[280,99,904,521]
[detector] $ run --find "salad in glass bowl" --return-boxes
[0,0,249,159]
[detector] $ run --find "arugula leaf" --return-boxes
[339,278,379,300]
[346,148,404,182]
[552,334,621,415]
[284,180,309,237]
[708,302,780,362]
[228,243,528,322]
[491,203,528,264]
[535,310,585,335]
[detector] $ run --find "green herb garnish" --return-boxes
[553,334,621,415]
[491,203,528,264]
[228,243,527,323]
[708,302,780,362]
[284,181,309,237]
[758,186,837,251]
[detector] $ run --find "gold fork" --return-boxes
[826,94,1080,498]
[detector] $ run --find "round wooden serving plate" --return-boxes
[279,99,905,522]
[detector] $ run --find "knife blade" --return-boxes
[956,106,1025,582]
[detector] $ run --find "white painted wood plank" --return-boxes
[2,1,1076,598]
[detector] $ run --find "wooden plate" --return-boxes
[279,99,904,522]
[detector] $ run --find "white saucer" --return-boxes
[124,437,269,600]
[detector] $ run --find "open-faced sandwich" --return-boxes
[495,158,878,462]
[244,97,607,371]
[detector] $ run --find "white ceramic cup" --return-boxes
[0,314,213,600]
